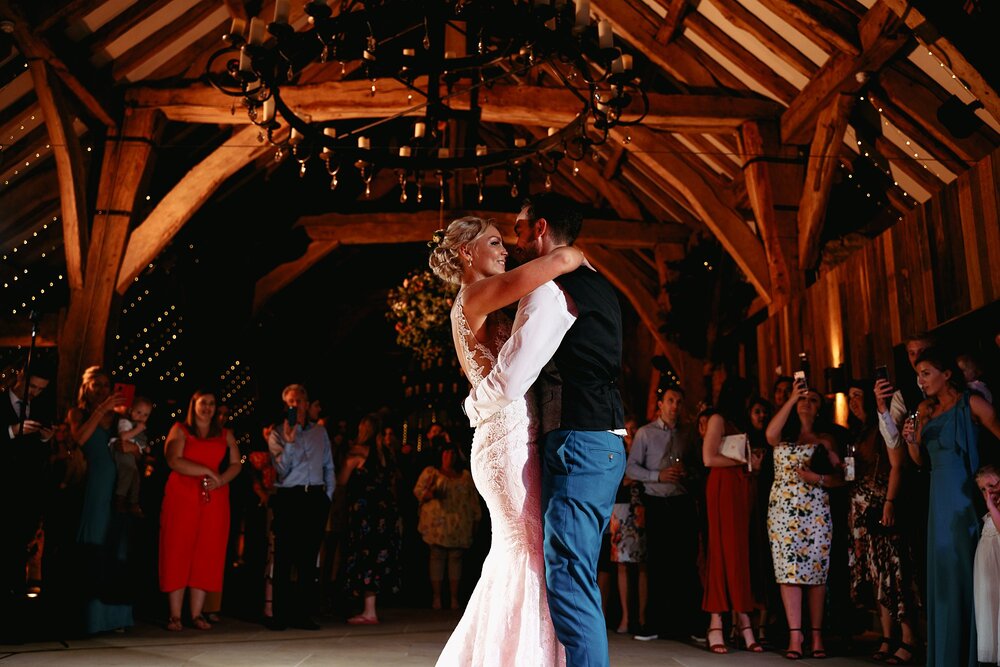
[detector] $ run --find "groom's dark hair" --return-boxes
[521,192,583,245]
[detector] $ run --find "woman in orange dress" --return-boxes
[159,389,241,630]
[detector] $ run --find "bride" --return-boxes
[428,216,581,666]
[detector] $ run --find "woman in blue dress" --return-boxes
[67,367,135,635]
[907,348,1000,667]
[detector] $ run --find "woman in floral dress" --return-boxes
[766,379,840,660]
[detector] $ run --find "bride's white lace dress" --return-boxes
[435,291,565,667]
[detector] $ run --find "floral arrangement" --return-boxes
[386,269,458,363]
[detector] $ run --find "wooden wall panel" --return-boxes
[752,146,1000,382]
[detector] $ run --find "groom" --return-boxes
[466,192,626,667]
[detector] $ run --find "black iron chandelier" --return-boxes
[206,0,648,202]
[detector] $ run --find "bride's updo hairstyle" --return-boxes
[428,216,493,284]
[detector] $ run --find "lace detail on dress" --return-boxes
[438,291,564,666]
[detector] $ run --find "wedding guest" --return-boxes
[68,367,132,635]
[701,407,761,654]
[267,384,335,630]
[875,332,936,452]
[746,397,775,641]
[766,379,840,660]
[845,379,919,665]
[610,417,646,635]
[772,376,794,409]
[413,440,480,610]
[340,414,402,624]
[626,386,701,641]
[908,348,1000,667]
[1,359,54,642]
[974,464,1000,666]
[111,397,153,517]
[958,353,993,404]
[160,389,241,631]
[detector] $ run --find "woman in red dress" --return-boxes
[701,409,762,654]
[160,389,241,630]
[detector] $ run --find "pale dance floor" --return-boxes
[0,609,886,666]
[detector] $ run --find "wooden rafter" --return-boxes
[798,93,854,270]
[780,1,909,144]
[223,0,248,21]
[116,125,283,293]
[684,12,798,104]
[82,0,175,54]
[300,210,689,248]
[655,0,691,44]
[111,0,221,81]
[752,0,860,56]
[253,240,340,315]
[127,80,781,130]
[881,0,1000,125]
[28,60,88,290]
[739,120,804,308]
[874,134,944,197]
[1,0,118,128]
[613,125,771,301]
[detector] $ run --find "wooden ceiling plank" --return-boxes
[1,0,118,128]
[671,34,750,91]
[798,93,854,270]
[866,85,966,172]
[676,131,739,179]
[620,162,707,230]
[615,124,771,301]
[127,80,782,129]
[684,12,798,105]
[29,60,88,290]
[780,1,909,145]
[223,0,248,22]
[116,124,284,293]
[881,0,1000,126]
[708,0,818,80]
[299,210,688,248]
[111,0,221,82]
[752,0,858,56]
[35,0,103,32]
[253,239,340,315]
[874,133,946,196]
[82,0,176,54]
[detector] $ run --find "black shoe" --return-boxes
[264,616,287,631]
[290,617,320,630]
[633,625,658,641]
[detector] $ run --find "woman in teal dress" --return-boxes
[68,367,136,635]
[908,349,1000,667]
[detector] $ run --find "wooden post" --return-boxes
[57,109,162,413]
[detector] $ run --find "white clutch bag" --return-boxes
[719,433,751,471]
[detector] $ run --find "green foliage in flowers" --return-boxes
[386,269,459,363]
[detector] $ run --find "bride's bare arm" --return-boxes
[461,246,584,321]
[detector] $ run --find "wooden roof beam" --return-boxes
[655,0,692,45]
[1,0,118,128]
[752,0,860,56]
[299,210,688,248]
[739,120,804,309]
[881,0,1000,125]
[0,314,59,347]
[111,0,221,81]
[115,125,283,293]
[28,60,88,290]
[798,93,854,270]
[127,80,782,130]
[781,1,909,145]
[253,239,340,315]
[708,0,818,80]
[613,125,771,301]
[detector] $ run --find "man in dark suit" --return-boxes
[1,358,54,641]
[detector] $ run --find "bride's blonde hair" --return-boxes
[428,216,494,284]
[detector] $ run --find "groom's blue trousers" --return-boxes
[542,429,626,667]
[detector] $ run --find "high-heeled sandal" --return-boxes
[739,625,764,652]
[165,616,182,632]
[707,626,728,654]
[784,628,803,660]
[191,615,212,630]
[885,641,915,665]
[809,627,827,659]
[872,636,894,661]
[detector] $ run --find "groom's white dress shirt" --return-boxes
[464,281,576,427]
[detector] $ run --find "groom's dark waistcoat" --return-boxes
[552,266,625,432]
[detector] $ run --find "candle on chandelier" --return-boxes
[438,148,450,158]
[514,137,527,148]
[358,136,370,149]
[290,128,304,145]
[399,146,412,157]
[273,0,290,24]
[229,18,247,40]
[611,57,624,74]
[248,18,265,46]
[444,50,457,59]
[261,96,275,122]
[620,54,633,70]
[548,127,558,136]
[322,127,336,153]
[414,122,426,138]
[239,48,252,73]
[403,48,416,57]
[575,0,590,27]
[476,144,487,156]
[598,20,613,49]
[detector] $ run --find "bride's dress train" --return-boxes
[435,293,565,667]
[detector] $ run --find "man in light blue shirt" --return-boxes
[267,383,334,630]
